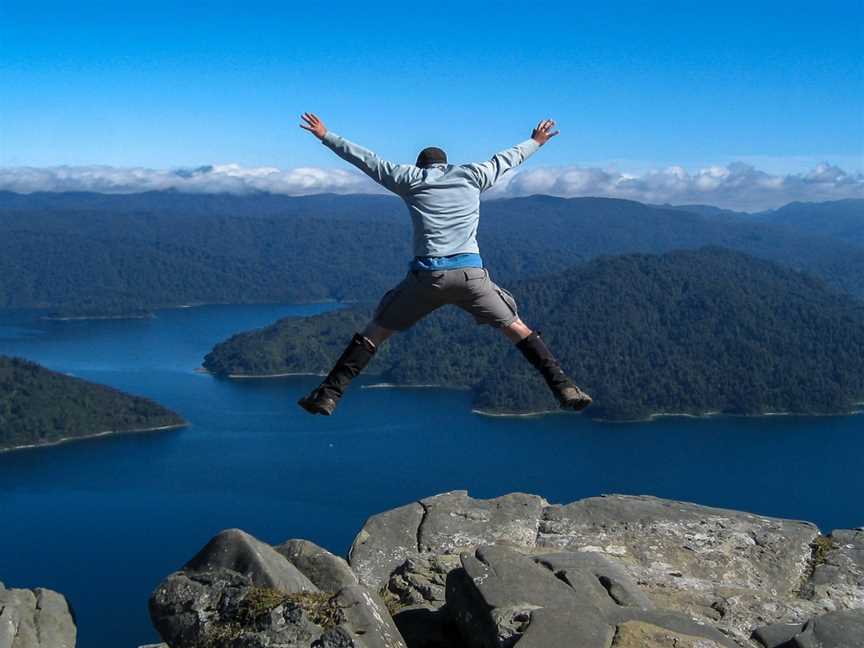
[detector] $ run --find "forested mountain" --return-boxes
[1,192,862,315]
[661,199,864,249]
[204,248,864,421]
[0,356,185,450]
[753,199,864,248]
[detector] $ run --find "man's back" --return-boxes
[320,131,540,258]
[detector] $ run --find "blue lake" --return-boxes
[0,303,862,648]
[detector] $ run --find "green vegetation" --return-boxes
[194,587,342,648]
[237,588,343,628]
[0,356,185,450]
[0,192,862,316]
[810,535,835,566]
[204,248,864,421]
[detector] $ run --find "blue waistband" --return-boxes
[410,253,484,271]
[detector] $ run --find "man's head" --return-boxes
[416,147,447,168]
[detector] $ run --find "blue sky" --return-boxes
[0,0,862,208]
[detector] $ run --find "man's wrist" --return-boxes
[523,138,542,152]
[321,130,339,146]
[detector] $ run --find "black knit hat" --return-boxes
[416,147,447,168]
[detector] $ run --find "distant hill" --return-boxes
[1,192,863,315]
[203,248,864,421]
[662,199,864,249]
[753,199,864,248]
[0,356,185,451]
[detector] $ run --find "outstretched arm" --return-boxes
[300,112,415,195]
[465,119,559,192]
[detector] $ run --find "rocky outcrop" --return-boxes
[149,530,405,648]
[349,491,864,647]
[752,609,864,647]
[0,581,76,648]
[276,539,360,592]
[806,529,864,611]
[148,492,864,648]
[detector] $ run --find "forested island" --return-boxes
[204,248,864,421]
[0,356,186,451]
[0,192,861,317]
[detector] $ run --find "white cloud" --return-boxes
[486,161,864,210]
[0,164,376,197]
[1,160,862,211]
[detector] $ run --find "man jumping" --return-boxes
[297,112,592,416]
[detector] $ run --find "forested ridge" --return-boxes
[204,248,864,421]
[0,356,185,450]
[0,192,861,316]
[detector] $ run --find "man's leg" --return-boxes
[298,321,396,416]
[299,272,438,416]
[361,321,395,347]
[297,323,384,416]
[453,269,592,412]
[500,317,592,412]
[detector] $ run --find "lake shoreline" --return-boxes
[33,299,346,322]
[196,367,325,378]
[474,406,864,423]
[210,370,864,423]
[0,422,188,454]
[42,313,154,321]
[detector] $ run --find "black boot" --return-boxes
[517,332,592,411]
[298,333,376,416]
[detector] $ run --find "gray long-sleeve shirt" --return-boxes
[321,131,540,258]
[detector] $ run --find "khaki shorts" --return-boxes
[373,267,519,331]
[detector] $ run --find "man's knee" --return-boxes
[362,321,396,347]
[501,318,533,343]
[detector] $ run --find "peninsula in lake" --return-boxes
[0,356,186,451]
[204,248,864,421]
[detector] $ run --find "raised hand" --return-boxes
[531,119,559,146]
[300,112,327,140]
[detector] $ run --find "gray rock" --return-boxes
[331,585,406,648]
[148,493,864,648]
[391,605,466,648]
[536,494,823,642]
[753,622,807,647]
[416,491,548,554]
[350,491,832,645]
[538,495,818,597]
[607,608,736,647]
[350,502,425,589]
[149,568,262,646]
[754,609,864,647]
[383,554,461,610]
[808,529,864,611]
[0,582,76,648]
[532,551,654,611]
[446,545,613,648]
[348,492,547,592]
[610,620,728,647]
[447,546,736,648]
[276,539,359,592]
[446,545,737,648]
[186,528,317,593]
[150,532,407,648]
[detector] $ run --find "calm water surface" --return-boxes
[0,303,861,648]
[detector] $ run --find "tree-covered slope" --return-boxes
[204,248,864,421]
[0,356,185,450]
[1,193,863,315]
[753,199,864,248]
